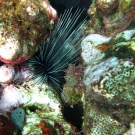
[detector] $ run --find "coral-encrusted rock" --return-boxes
[84,57,135,103]
[0,82,77,134]
[87,0,135,36]
[81,29,135,134]
[82,101,127,135]
[0,0,57,64]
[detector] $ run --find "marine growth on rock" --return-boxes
[0,0,57,64]
[81,26,135,135]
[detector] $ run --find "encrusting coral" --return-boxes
[87,0,135,36]
[81,1,135,133]
[0,81,79,134]
[0,0,57,64]
[0,2,87,134]
[82,24,135,135]
[2,0,135,134]
[84,57,135,102]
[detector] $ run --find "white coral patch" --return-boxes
[0,85,23,115]
[84,57,119,87]
[0,36,21,60]
[83,57,134,99]
[0,64,15,84]
[81,34,111,65]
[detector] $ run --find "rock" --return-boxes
[0,0,57,64]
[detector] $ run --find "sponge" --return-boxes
[11,108,25,130]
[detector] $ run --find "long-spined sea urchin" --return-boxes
[27,8,88,93]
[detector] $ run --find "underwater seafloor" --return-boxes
[1,0,135,135]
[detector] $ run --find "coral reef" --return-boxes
[0,0,57,64]
[0,81,78,134]
[27,7,88,94]
[2,0,135,134]
[84,57,135,102]
[87,0,135,36]
[0,4,87,134]
[82,101,127,135]
[80,1,135,133]
[81,28,135,134]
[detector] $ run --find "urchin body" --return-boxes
[28,8,88,93]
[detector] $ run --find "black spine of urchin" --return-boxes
[28,8,88,93]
